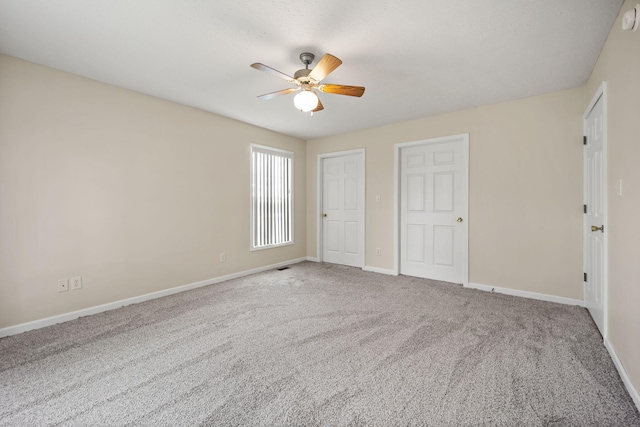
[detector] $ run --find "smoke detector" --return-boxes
[622,4,639,31]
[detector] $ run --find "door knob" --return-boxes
[456,217,463,222]
[591,225,604,232]
[323,213,327,217]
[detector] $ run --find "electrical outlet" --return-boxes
[58,279,69,292]
[219,253,226,262]
[376,248,381,256]
[70,276,82,290]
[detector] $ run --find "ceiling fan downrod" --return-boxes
[299,52,315,68]
[294,53,315,80]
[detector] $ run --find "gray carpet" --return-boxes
[0,262,638,426]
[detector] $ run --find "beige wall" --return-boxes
[0,55,307,328]
[586,0,640,395]
[307,88,584,299]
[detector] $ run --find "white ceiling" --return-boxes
[0,1,623,140]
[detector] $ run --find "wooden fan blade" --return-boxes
[312,98,324,112]
[250,63,295,83]
[318,84,365,97]
[308,54,342,82]
[257,87,299,100]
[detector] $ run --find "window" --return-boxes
[251,144,293,250]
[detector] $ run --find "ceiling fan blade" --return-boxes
[318,84,365,97]
[308,54,342,82]
[312,98,324,112]
[251,63,295,83]
[257,87,299,100]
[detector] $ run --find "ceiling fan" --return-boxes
[250,52,365,114]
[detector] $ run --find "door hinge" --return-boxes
[584,204,587,214]
[583,136,587,145]
[584,272,587,282]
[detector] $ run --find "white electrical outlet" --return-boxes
[70,276,82,290]
[376,248,381,256]
[220,253,226,262]
[58,279,69,292]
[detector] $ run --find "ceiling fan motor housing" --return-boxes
[294,68,312,81]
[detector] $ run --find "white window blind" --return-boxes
[251,145,293,250]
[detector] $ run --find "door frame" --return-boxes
[583,81,608,339]
[393,133,469,282]
[317,148,366,266]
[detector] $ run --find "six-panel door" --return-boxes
[322,153,364,268]
[584,94,605,335]
[400,139,468,283]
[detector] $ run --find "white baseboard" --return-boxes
[306,256,319,262]
[465,282,585,307]
[0,257,308,339]
[363,265,397,276]
[605,339,640,411]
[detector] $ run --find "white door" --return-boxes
[400,136,468,283]
[321,152,364,267]
[584,90,606,336]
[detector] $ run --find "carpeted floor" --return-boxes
[1,262,638,426]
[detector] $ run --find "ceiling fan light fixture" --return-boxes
[293,90,319,112]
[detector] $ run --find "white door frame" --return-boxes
[393,134,469,283]
[583,81,608,339]
[317,148,366,265]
